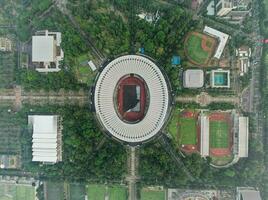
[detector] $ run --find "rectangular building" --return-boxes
[203,26,229,59]
[200,115,210,157]
[32,30,64,72]
[238,117,249,157]
[215,0,234,16]
[28,115,62,164]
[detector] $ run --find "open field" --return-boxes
[179,118,197,145]
[140,189,165,200]
[45,182,65,200]
[0,52,15,88]
[167,108,180,139]
[0,106,23,154]
[70,183,85,200]
[75,54,96,85]
[184,32,215,66]
[0,183,35,200]
[210,121,229,148]
[87,184,127,200]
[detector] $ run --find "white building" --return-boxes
[183,69,204,88]
[200,115,210,157]
[32,30,64,73]
[0,37,12,52]
[236,46,251,76]
[215,0,234,16]
[28,115,62,164]
[238,117,249,158]
[210,69,231,88]
[236,187,262,200]
[203,26,229,59]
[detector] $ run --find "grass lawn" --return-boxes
[75,54,96,85]
[87,184,106,200]
[185,33,209,65]
[210,121,229,148]
[167,108,180,140]
[179,118,197,145]
[108,185,127,200]
[141,190,165,200]
[211,154,234,166]
[0,184,35,200]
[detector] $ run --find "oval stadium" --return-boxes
[94,55,170,144]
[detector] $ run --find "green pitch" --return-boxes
[87,184,106,200]
[179,118,197,145]
[210,121,229,148]
[0,184,35,200]
[108,185,127,200]
[141,190,165,200]
[87,184,127,200]
[185,33,209,64]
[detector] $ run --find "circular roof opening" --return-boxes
[94,55,170,143]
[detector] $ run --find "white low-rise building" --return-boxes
[236,46,251,76]
[183,69,204,89]
[200,115,210,157]
[203,26,229,59]
[238,117,249,158]
[236,187,262,200]
[28,115,62,164]
[32,30,64,72]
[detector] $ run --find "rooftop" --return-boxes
[183,69,204,88]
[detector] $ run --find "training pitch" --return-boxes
[0,184,35,200]
[87,184,127,200]
[141,189,165,200]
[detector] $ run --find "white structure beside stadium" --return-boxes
[238,117,249,158]
[28,115,62,163]
[200,114,210,157]
[94,55,170,143]
[183,69,204,88]
[203,26,229,59]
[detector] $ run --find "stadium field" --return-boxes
[141,189,165,200]
[184,32,215,65]
[179,118,197,145]
[210,121,229,148]
[0,184,35,200]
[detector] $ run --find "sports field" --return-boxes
[184,32,215,65]
[0,183,35,200]
[179,118,197,145]
[210,121,229,148]
[87,184,127,200]
[141,189,165,200]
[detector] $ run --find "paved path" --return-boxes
[126,147,139,200]
[0,87,89,109]
[176,92,239,107]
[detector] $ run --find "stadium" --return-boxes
[94,55,171,144]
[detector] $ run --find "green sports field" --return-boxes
[179,118,197,145]
[108,185,127,200]
[87,184,127,200]
[141,190,165,200]
[210,121,229,148]
[0,184,35,200]
[185,33,210,65]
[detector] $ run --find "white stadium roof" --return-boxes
[183,69,204,88]
[94,55,170,143]
[238,117,249,158]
